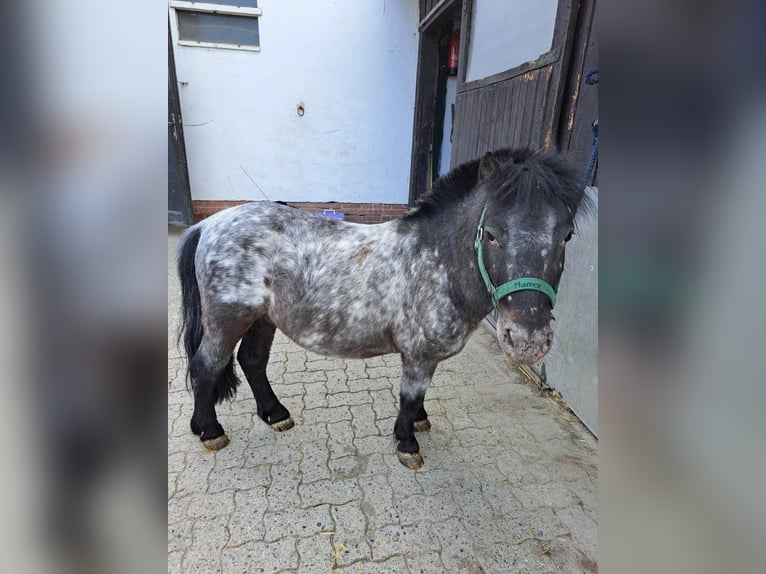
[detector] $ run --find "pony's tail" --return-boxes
[176,225,240,403]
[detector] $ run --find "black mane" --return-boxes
[405,148,588,221]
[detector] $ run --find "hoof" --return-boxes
[271,416,295,432]
[397,451,424,470]
[413,418,431,432]
[202,434,230,451]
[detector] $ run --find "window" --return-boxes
[171,1,262,52]
[465,0,557,82]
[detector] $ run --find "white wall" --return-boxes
[170,0,419,204]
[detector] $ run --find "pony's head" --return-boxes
[475,149,588,365]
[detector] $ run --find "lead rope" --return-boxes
[582,67,598,187]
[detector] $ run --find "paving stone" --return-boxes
[220,537,298,573]
[305,357,346,371]
[184,515,228,573]
[167,390,189,407]
[416,464,476,496]
[513,480,581,511]
[567,476,598,523]
[283,370,326,385]
[168,451,186,471]
[327,390,373,408]
[374,415,397,437]
[474,540,547,574]
[212,439,252,471]
[275,382,305,398]
[303,405,352,424]
[362,356,386,368]
[394,493,459,526]
[368,521,441,561]
[333,555,407,573]
[353,434,388,457]
[327,420,358,458]
[168,404,182,436]
[186,489,236,520]
[331,502,372,566]
[344,363,369,381]
[284,353,306,373]
[227,488,268,547]
[450,484,495,531]
[300,449,331,484]
[300,387,328,411]
[365,365,402,380]
[405,551,445,573]
[358,474,399,530]
[168,519,193,553]
[350,403,379,438]
[431,518,482,572]
[168,549,184,574]
[168,472,179,499]
[328,454,363,479]
[553,504,598,555]
[262,504,333,542]
[169,494,192,526]
[370,389,398,420]
[325,371,350,395]
[522,452,595,484]
[296,534,334,572]
[209,464,271,493]
[383,457,425,497]
[356,452,388,477]
[265,464,302,512]
[223,396,260,417]
[363,377,395,391]
[299,477,361,507]
[243,444,288,468]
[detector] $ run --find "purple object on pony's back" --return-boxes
[315,209,345,220]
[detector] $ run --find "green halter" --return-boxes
[474,203,558,309]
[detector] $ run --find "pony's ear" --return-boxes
[479,151,500,181]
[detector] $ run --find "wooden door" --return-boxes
[168,21,193,227]
[450,0,579,165]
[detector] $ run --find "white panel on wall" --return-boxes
[545,188,598,436]
[439,76,457,176]
[466,0,558,82]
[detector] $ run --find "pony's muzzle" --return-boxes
[497,320,553,365]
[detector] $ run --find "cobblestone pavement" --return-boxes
[168,230,598,573]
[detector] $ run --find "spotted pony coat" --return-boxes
[177,148,587,468]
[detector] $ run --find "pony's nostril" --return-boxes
[546,333,553,346]
[503,329,514,346]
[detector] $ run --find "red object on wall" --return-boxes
[447,30,460,76]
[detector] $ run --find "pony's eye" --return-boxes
[485,231,498,245]
[564,231,573,242]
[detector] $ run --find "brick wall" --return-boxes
[192,201,409,224]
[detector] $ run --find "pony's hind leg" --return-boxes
[189,337,239,450]
[394,358,437,469]
[237,318,294,432]
[189,309,256,451]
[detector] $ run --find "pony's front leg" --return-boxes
[394,358,437,469]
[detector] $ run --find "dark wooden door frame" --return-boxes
[168,20,194,227]
[557,0,598,178]
[407,0,461,205]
